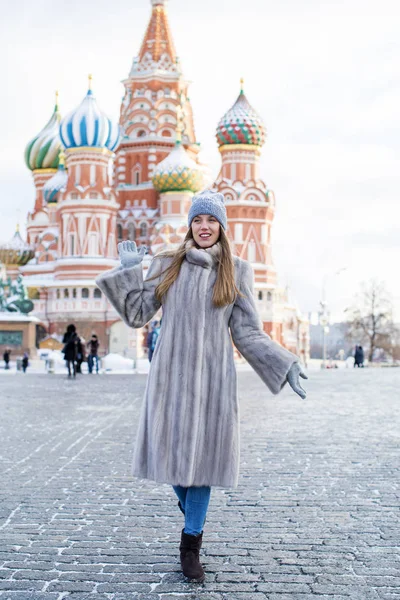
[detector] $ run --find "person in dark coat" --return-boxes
[3,349,11,370]
[358,345,364,367]
[75,337,85,374]
[22,352,29,373]
[87,334,100,374]
[354,345,365,368]
[62,324,78,378]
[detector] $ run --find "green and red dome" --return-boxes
[25,95,62,171]
[216,87,266,148]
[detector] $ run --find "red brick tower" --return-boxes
[55,77,120,281]
[115,0,200,248]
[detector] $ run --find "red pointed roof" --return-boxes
[139,1,177,65]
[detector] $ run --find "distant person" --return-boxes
[3,349,11,370]
[354,345,364,368]
[358,345,364,367]
[147,321,160,363]
[76,337,86,374]
[87,334,100,374]
[62,324,78,378]
[22,352,29,373]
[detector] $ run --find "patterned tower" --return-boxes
[214,81,277,286]
[115,0,200,248]
[55,77,120,281]
[24,93,62,246]
[213,81,282,340]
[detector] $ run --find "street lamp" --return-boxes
[319,267,347,368]
[319,300,330,368]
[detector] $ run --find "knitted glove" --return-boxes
[287,362,308,399]
[117,241,147,269]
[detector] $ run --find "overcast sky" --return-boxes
[1,0,399,320]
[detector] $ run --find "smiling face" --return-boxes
[191,214,221,248]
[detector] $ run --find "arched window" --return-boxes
[117,224,123,241]
[140,222,147,238]
[137,130,146,138]
[64,288,69,299]
[267,291,272,302]
[72,288,77,299]
[132,165,141,185]
[82,288,89,299]
[56,289,60,299]
[258,291,263,301]
[94,289,102,299]
[161,129,172,137]
[127,223,135,241]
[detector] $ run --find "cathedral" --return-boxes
[7,0,309,361]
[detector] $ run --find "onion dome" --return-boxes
[43,152,68,203]
[60,75,120,151]
[216,80,266,148]
[152,138,204,193]
[24,92,61,170]
[0,226,35,266]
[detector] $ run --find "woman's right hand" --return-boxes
[118,241,147,269]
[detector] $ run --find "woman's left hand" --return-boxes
[287,363,308,399]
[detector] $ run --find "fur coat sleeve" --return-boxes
[95,257,165,328]
[230,260,298,395]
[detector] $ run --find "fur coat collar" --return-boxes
[184,239,221,269]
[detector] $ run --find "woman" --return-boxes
[62,324,78,378]
[96,190,307,582]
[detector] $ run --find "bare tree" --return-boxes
[345,279,397,362]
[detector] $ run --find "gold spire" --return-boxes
[240,77,244,94]
[59,150,66,167]
[88,74,93,91]
[55,90,59,108]
[16,223,20,233]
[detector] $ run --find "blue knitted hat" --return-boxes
[188,190,227,230]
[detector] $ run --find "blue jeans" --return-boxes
[88,354,99,374]
[173,485,211,536]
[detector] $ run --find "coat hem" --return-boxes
[131,472,239,489]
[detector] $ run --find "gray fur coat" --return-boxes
[96,242,298,488]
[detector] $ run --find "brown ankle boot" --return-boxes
[179,529,205,582]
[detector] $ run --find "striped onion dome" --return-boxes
[43,153,68,203]
[216,82,266,148]
[24,94,61,171]
[0,227,35,266]
[60,77,120,151]
[152,139,203,194]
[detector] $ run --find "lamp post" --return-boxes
[319,300,330,368]
[319,268,347,368]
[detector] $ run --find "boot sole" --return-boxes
[185,574,205,583]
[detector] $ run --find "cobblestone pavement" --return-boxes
[0,368,399,600]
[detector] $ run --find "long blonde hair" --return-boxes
[153,228,241,308]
